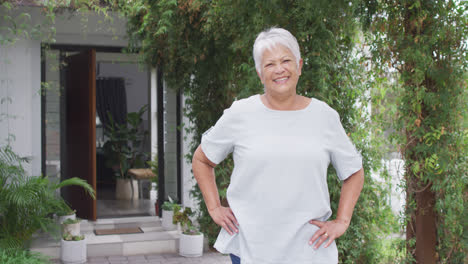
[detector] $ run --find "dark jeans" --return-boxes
[230,254,241,264]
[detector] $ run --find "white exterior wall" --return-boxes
[0,40,42,176]
[1,6,213,212]
[182,95,196,209]
[0,6,128,177]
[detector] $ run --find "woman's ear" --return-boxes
[256,70,264,84]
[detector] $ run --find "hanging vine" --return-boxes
[125,0,400,262]
[365,0,468,263]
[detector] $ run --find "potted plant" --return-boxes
[161,196,178,230]
[172,205,204,257]
[60,215,86,264]
[62,218,81,237]
[60,233,86,264]
[57,208,76,224]
[103,105,149,200]
[0,144,96,249]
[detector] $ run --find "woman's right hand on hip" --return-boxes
[208,206,239,235]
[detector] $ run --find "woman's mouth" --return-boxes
[274,77,289,84]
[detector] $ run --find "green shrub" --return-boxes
[62,234,85,241]
[172,205,201,235]
[62,218,81,225]
[161,196,178,211]
[0,145,95,249]
[0,248,49,264]
[124,1,401,262]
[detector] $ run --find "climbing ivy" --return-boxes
[125,0,400,262]
[365,0,468,263]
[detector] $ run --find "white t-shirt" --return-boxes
[201,94,362,264]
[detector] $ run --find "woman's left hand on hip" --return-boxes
[308,219,350,249]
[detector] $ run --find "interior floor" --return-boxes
[96,184,155,219]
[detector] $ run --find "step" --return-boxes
[30,216,189,259]
[80,216,164,232]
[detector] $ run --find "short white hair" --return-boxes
[253,27,301,75]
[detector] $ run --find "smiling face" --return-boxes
[257,44,303,96]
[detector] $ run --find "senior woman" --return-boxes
[192,27,364,264]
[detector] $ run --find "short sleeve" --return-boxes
[200,106,236,165]
[327,110,363,181]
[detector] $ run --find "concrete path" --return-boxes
[52,251,232,264]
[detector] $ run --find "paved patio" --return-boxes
[52,251,232,264]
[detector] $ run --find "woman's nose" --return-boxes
[274,64,285,73]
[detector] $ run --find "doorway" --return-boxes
[94,52,152,218]
[42,46,156,220]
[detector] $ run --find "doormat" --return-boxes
[94,227,144,236]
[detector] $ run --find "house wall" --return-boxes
[0,39,42,176]
[0,6,199,210]
[182,96,196,209]
[0,6,127,177]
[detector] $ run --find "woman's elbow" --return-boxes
[346,167,365,186]
[356,168,365,187]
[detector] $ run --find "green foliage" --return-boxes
[0,145,95,249]
[0,1,54,45]
[366,0,468,262]
[62,218,81,225]
[102,105,149,179]
[172,205,201,235]
[147,154,159,187]
[161,196,178,211]
[56,209,76,217]
[0,248,49,264]
[126,0,399,262]
[62,233,85,241]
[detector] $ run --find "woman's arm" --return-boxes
[309,167,364,248]
[192,145,239,235]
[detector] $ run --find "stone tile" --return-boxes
[88,256,108,262]
[161,253,179,259]
[87,233,122,244]
[147,261,163,264]
[88,243,123,257]
[108,261,129,264]
[108,255,128,261]
[145,254,164,260]
[127,255,146,261]
[127,260,149,264]
[123,240,176,255]
[88,261,110,264]
[162,260,183,264]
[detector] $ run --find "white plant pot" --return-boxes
[63,222,81,237]
[162,210,176,230]
[116,179,139,200]
[60,237,87,264]
[179,233,204,257]
[59,213,76,224]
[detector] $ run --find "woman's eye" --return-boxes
[283,59,291,63]
[265,63,273,67]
